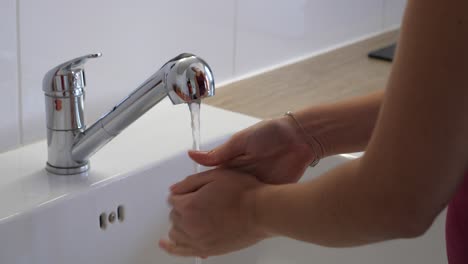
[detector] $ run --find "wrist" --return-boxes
[275,115,306,143]
[280,112,327,161]
[292,110,334,158]
[243,184,278,240]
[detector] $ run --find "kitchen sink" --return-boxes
[0,100,447,263]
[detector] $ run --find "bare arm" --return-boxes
[252,0,468,246]
[291,90,383,158]
[160,0,468,256]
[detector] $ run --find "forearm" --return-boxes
[292,90,383,158]
[252,0,468,248]
[251,158,417,247]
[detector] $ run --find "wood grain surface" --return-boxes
[205,30,399,119]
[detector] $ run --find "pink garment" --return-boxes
[446,172,468,263]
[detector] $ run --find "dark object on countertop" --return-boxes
[368,43,396,62]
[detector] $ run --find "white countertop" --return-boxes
[0,99,260,224]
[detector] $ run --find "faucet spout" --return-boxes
[43,53,214,175]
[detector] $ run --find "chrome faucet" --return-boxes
[42,53,215,175]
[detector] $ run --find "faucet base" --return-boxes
[45,163,89,175]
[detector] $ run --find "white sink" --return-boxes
[0,99,447,263]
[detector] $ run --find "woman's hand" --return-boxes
[189,117,317,184]
[159,169,269,257]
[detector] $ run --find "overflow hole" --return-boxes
[117,205,125,222]
[99,213,107,230]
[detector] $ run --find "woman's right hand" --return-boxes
[189,117,320,184]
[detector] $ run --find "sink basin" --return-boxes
[0,99,447,263]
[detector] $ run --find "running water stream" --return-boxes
[189,101,201,172]
[188,100,202,264]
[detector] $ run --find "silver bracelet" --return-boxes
[285,111,321,167]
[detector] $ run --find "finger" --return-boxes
[188,134,246,166]
[167,194,190,208]
[169,210,182,224]
[168,226,192,245]
[170,171,216,194]
[167,195,179,207]
[158,239,200,257]
[221,155,255,169]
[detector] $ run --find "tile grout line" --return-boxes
[231,0,238,77]
[15,0,24,146]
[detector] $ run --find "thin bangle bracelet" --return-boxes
[285,111,321,167]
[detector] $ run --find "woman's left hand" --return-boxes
[159,168,269,257]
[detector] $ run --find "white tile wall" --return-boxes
[0,0,406,152]
[0,0,20,151]
[383,0,407,29]
[234,0,384,77]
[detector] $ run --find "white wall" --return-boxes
[0,0,20,151]
[0,0,407,152]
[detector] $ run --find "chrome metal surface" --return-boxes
[165,53,215,104]
[46,163,90,176]
[43,53,102,97]
[42,53,215,175]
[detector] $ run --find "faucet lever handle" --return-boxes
[43,53,102,95]
[56,53,102,73]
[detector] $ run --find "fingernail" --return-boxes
[169,183,177,190]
